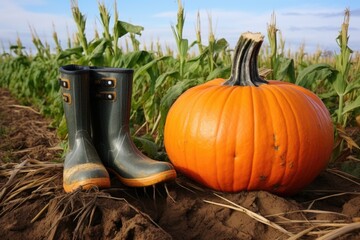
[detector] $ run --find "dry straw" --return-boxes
[204,193,294,237]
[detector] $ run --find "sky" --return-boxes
[0,0,359,54]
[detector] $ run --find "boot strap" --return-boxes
[62,93,72,103]
[95,91,116,101]
[94,77,116,88]
[58,78,71,89]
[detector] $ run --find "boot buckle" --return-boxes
[62,93,72,104]
[59,78,71,89]
[95,77,116,88]
[95,91,116,101]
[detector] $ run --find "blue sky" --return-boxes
[1,0,359,54]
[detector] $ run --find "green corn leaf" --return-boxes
[10,45,25,50]
[342,94,360,115]
[159,78,199,133]
[57,115,68,140]
[275,57,295,83]
[143,95,157,121]
[213,38,229,53]
[134,55,170,80]
[87,39,109,61]
[332,71,347,96]
[187,48,209,62]
[155,71,180,89]
[115,20,144,39]
[160,79,197,110]
[180,39,189,58]
[122,50,151,68]
[344,80,360,95]
[132,90,150,111]
[133,136,158,159]
[296,63,336,89]
[206,66,231,81]
[170,25,179,42]
[184,59,200,75]
[189,40,198,49]
[87,38,107,52]
[56,46,83,60]
[318,90,337,99]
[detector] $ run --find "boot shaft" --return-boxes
[58,65,111,192]
[90,68,134,142]
[59,65,92,148]
[89,67,177,186]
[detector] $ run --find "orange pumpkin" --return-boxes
[164,32,334,195]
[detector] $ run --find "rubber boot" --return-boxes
[90,67,177,187]
[59,65,110,193]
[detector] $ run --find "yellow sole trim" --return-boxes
[63,163,107,179]
[108,168,177,187]
[63,163,111,193]
[63,177,111,193]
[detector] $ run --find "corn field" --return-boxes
[0,2,359,172]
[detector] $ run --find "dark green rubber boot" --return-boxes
[59,65,110,193]
[90,67,176,187]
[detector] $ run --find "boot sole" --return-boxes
[63,163,111,193]
[107,168,177,187]
[63,178,111,193]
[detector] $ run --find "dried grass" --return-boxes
[0,159,170,240]
[0,159,62,217]
[204,192,360,239]
[327,168,360,186]
[2,158,360,239]
[46,188,103,240]
[202,168,360,240]
[204,193,294,237]
[7,104,41,115]
[316,222,360,240]
[45,188,170,240]
[170,164,360,239]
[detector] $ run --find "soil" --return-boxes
[1,87,360,240]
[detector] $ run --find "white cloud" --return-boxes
[0,1,75,51]
[144,7,360,53]
[0,1,358,54]
[275,8,359,52]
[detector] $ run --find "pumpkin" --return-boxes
[164,32,334,195]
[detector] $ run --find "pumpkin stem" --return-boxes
[223,32,268,86]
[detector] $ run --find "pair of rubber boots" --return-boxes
[59,65,176,193]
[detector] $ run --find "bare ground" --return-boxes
[1,87,360,240]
